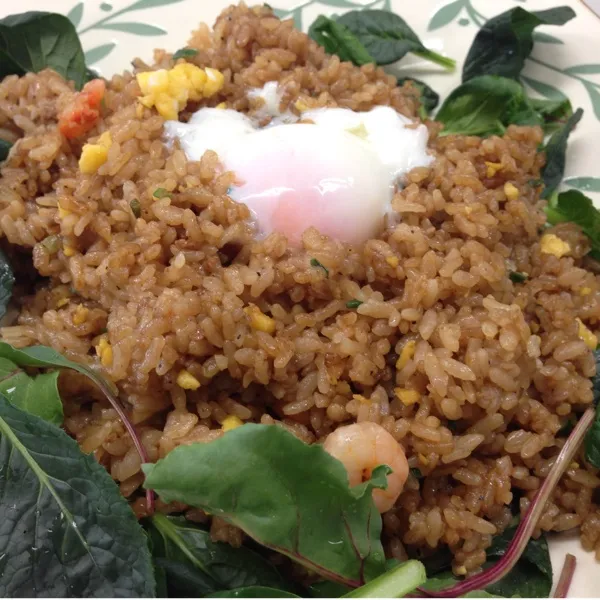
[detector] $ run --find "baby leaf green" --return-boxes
[149,514,287,593]
[0,12,87,89]
[397,77,439,117]
[335,10,455,70]
[462,6,576,82]
[540,108,583,199]
[143,423,390,587]
[308,15,374,66]
[0,395,154,596]
[0,356,63,424]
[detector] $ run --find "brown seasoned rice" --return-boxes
[0,2,598,578]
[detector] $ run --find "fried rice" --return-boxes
[0,2,598,577]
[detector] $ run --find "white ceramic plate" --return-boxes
[2,0,599,596]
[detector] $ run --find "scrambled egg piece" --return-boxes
[79,132,112,174]
[485,161,503,177]
[95,336,113,367]
[244,304,276,334]
[72,304,89,325]
[396,340,416,370]
[136,65,224,120]
[540,233,570,258]
[222,415,244,432]
[503,182,519,201]
[176,369,201,390]
[386,255,399,268]
[577,318,598,350]
[395,388,420,406]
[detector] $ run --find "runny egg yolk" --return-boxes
[163,94,432,246]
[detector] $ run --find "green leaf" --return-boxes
[310,257,330,277]
[127,0,186,10]
[0,357,62,424]
[307,581,352,597]
[154,557,218,596]
[564,63,600,75]
[173,47,199,60]
[435,75,541,137]
[0,11,87,89]
[509,271,528,283]
[0,249,14,320]
[584,349,600,468]
[336,10,455,70]
[84,42,116,65]
[583,81,600,122]
[462,6,576,82]
[421,572,493,597]
[149,514,287,592]
[532,31,564,44]
[397,77,439,116]
[545,190,600,254]
[428,0,464,31]
[521,75,568,101]
[143,423,389,587]
[529,96,573,134]
[66,2,84,28]
[316,0,365,7]
[342,560,425,598]
[308,15,374,66]
[564,177,600,193]
[540,108,583,199]
[97,22,167,35]
[0,396,155,596]
[0,139,11,162]
[212,588,300,598]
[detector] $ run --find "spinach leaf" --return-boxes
[335,10,455,70]
[420,572,493,598]
[540,108,583,199]
[307,581,352,597]
[584,348,600,468]
[0,249,14,320]
[0,12,87,89]
[0,139,12,161]
[435,75,541,137]
[149,514,287,593]
[144,423,389,587]
[545,189,600,253]
[212,588,300,598]
[462,6,576,82]
[155,558,220,597]
[484,527,552,597]
[0,356,62,424]
[530,97,573,135]
[397,77,439,118]
[308,15,374,66]
[172,47,199,61]
[341,560,425,598]
[0,395,154,596]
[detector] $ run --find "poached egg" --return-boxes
[164,85,432,246]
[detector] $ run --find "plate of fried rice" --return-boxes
[0,0,599,598]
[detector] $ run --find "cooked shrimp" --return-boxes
[324,421,409,513]
[58,79,106,139]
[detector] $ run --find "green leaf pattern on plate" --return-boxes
[66,1,84,27]
[84,42,117,64]
[428,0,464,31]
[565,177,600,193]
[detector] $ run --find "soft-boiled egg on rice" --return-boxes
[164,84,432,246]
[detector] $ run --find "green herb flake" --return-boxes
[130,198,141,218]
[462,6,576,82]
[346,299,363,309]
[0,249,14,320]
[410,467,422,479]
[310,258,329,278]
[0,138,12,162]
[153,187,172,199]
[172,47,199,61]
[41,234,61,254]
[509,271,528,283]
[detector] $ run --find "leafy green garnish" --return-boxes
[409,467,422,479]
[212,588,299,598]
[545,189,600,255]
[148,514,287,595]
[143,423,390,587]
[0,396,154,596]
[130,198,142,218]
[335,10,455,71]
[0,12,87,89]
[540,108,583,199]
[530,96,573,135]
[435,75,541,137]
[509,271,528,283]
[0,356,62,424]
[397,77,439,118]
[310,258,330,278]
[308,15,374,66]
[421,572,493,597]
[0,249,14,320]
[346,299,363,309]
[342,560,425,598]
[0,138,12,161]
[462,6,576,82]
[153,187,172,199]
[584,349,600,468]
[172,47,199,61]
